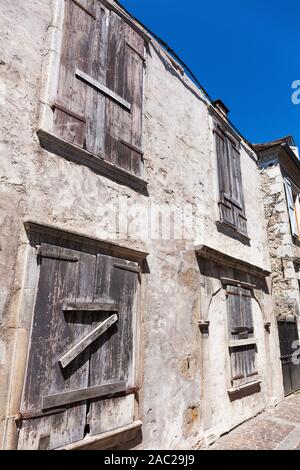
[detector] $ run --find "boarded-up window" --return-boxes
[18,244,140,450]
[226,285,258,387]
[284,178,300,238]
[53,0,145,177]
[215,127,247,235]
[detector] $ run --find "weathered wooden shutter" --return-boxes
[227,286,257,386]
[53,0,144,177]
[18,245,139,450]
[284,178,299,237]
[88,255,138,435]
[215,129,247,235]
[18,245,96,450]
[104,11,144,176]
[54,0,97,147]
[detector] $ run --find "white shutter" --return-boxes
[284,178,299,237]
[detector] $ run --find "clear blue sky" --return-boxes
[119,0,300,145]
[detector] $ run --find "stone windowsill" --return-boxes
[228,379,261,398]
[228,338,257,348]
[37,129,148,193]
[216,220,251,244]
[56,420,142,450]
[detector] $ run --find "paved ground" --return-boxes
[210,393,300,450]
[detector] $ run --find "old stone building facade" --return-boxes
[256,137,300,397]
[0,0,289,450]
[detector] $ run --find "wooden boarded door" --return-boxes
[18,245,139,450]
[278,320,300,396]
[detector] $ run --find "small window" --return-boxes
[215,127,247,235]
[226,284,258,387]
[284,178,300,239]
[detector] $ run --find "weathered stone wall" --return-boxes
[260,166,300,320]
[0,0,282,450]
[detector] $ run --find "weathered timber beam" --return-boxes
[76,69,131,111]
[59,314,118,368]
[42,381,127,410]
[63,303,118,312]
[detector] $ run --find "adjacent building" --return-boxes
[256,137,300,397]
[0,0,289,450]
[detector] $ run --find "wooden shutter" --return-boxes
[215,129,247,234]
[18,245,139,450]
[104,11,144,176]
[53,1,145,177]
[18,246,96,450]
[227,285,257,386]
[88,254,139,436]
[284,178,299,237]
[54,0,97,147]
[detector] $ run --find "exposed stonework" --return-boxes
[259,153,300,321]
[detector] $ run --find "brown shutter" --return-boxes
[241,289,254,335]
[54,0,96,147]
[227,285,242,339]
[54,2,144,177]
[215,129,247,235]
[227,285,257,386]
[104,11,144,176]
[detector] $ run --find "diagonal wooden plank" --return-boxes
[59,314,118,368]
[75,69,131,111]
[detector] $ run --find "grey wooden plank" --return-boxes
[76,68,131,111]
[220,277,256,290]
[229,338,257,348]
[120,139,144,156]
[52,102,86,123]
[59,314,118,368]
[114,262,141,274]
[42,381,127,409]
[63,302,118,312]
[37,245,79,262]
